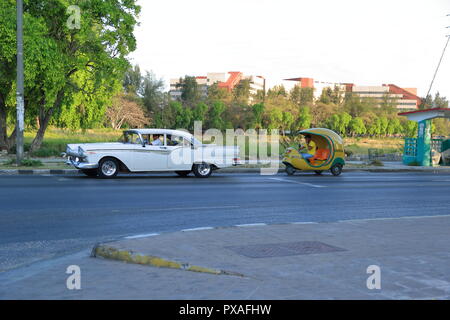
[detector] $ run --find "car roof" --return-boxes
[124,129,194,139]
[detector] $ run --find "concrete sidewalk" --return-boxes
[1,215,449,299]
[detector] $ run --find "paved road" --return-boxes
[1,171,450,271]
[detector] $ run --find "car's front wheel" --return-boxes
[192,163,212,178]
[98,158,119,178]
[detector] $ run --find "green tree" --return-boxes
[319,87,333,104]
[297,106,312,131]
[267,85,287,98]
[178,76,201,106]
[419,94,433,109]
[251,103,265,129]
[123,65,142,95]
[379,117,389,136]
[349,117,366,136]
[192,102,209,124]
[208,101,226,129]
[233,79,251,104]
[433,92,448,108]
[281,111,295,134]
[0,0,141,152]
[327,112,352,136]
[170,101,192,129]
[267,108,283,130]
[367,118,382,136]
[141,71,165,113]
[403,120,418,137]
[207,82,232,103]
[289,86,314,107]
[386,118,403,136]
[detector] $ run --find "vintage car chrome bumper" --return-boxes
[66,157,98,170]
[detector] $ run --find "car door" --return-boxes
[132,134,169,171]
[166,135,193,170]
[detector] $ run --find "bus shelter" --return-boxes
[399,108,450,166]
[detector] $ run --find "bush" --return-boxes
[30,146,63,157]
[21,159,43,167]
[2,158,43,167]
[3,159,15,166]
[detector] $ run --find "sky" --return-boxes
[129,0,450,99]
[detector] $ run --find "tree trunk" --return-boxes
[29,89,65,153]
[29,108,53,153]
[0,102,16,153]
[0,98,7,151]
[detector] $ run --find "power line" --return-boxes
[424,15,450,106]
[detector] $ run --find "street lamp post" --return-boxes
[16,0,25,165]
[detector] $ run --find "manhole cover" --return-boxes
[225,241,346,258]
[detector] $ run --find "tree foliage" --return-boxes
[0,0,140,152]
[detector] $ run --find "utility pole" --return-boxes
[16,0,25,165]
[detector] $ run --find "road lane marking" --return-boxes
[337,214,450,223]
[124,233,159,239]
[291,221,318,225]
[114,205,240,214]
[236,223,267,227]
[182,227,214,232]
[268,177,326,188]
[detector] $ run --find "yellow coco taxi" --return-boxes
[282,128,345,176]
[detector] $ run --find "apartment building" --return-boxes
[169,72,265,103]
[284,77,421,110]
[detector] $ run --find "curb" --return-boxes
[1,167,450,175]
[91,244,245,277]
[0,169,80,175]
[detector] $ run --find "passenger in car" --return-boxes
[300,134,317,160]
[151,134,163,146]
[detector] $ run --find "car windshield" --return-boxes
[119,132,142,144]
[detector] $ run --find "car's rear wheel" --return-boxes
[98,158,119,178]
[285,165,296,176]
[330,164,343,176]
[175,170,191,177]
[193,163,212,178]
[81,169,98,177]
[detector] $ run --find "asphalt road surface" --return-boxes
[1,171,450,271]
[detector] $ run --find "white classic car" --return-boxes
[64,129,241,178]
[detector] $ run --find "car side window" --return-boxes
[141,134,150,145]
[170,135,191,147]
[122,132,142,145]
